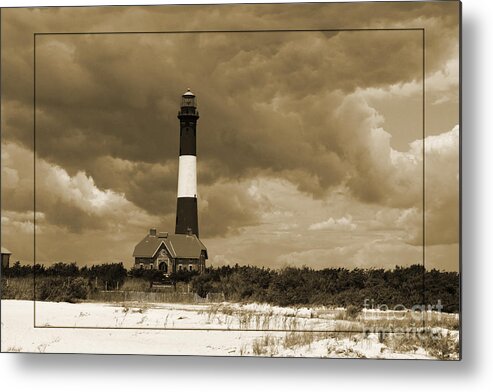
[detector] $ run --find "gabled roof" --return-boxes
[1,247,12,255]
[133,232,207,260]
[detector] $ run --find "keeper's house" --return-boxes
[132,228,207,274]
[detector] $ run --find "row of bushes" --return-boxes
[2,261,199,291]
[1,262,460,311]
[3,262,128,290]
[191,265,460,312]
[1,276,90,303]
[2,276,187,303]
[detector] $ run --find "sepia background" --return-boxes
[1,2,459,271]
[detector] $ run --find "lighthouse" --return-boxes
[175,89,200,237]
[132,89,207,274]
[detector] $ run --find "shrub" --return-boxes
[1,277,34,300]
[129,267,162,284]
[66,277,89,301]
[46,262,79,277]
[82,262,127,290]
[170,269,199,283]
[346,304,361,320]
[36,277,89,303]
[192,273,216,298]
[424,331,460,360]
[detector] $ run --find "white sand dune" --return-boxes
[1,300,452,359]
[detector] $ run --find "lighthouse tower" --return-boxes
[132,89,207,273]
[175,89,200,237]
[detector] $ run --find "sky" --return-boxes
[0,2,460,270]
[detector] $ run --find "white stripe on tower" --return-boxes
[177,155,197,198]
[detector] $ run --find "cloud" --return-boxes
[199,181,269,237]
[358,125,459,247]
[0,3,460,269]
[1,142,156,233]
[309,215,356,231]
[2,4,459,208]
[399,126,460,246]
[84,156,178,216]
[1,211,45,234]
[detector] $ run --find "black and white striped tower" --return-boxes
[175,89,200,237]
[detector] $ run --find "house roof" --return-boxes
[133,232,207,259]
[1,247,12,255]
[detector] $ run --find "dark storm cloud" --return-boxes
[199,182,267,238]
[29,29,424,202]
[1,2,459,239]
[84,157,179,216]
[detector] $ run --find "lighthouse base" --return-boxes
[175,197,199,237]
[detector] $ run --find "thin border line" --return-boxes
[32,27,427,333]
[34,28,424,35]
[0,1,463,11]
[422,28,426,328]
[33,32,37,328]
[0,8,2,330]
[458,0,462,360]
[34,325,437,333]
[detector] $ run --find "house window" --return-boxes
[150,264,154,269]
[178,265,183,271]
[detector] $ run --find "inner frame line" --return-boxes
[32,27,426,332]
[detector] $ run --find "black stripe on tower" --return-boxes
[179,122,197,156]
[175,197,199,237]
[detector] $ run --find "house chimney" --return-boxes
[149,228,157,236]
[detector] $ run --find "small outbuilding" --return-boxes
[133,228,207,274]
[1,247,12,270]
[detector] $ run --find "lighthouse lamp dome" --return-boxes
[181,88,197,107]
[179,88,199,118]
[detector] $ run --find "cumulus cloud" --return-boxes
[359,126,459,247]
[1,142,156,233]
[309,216,356,231]
[401,126,460,245]
[1,211,45,234]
